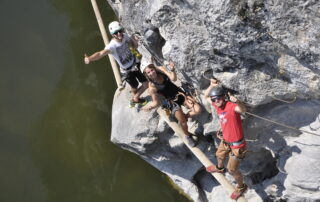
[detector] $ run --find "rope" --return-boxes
[245,111,320,136]
[270,93,297,104]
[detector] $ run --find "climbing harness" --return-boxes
[223,138,245,147]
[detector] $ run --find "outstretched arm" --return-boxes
[84,49,110,64]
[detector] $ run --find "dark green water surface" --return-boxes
[0,0,189,201]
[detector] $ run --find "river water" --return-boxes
[0,0,189,201]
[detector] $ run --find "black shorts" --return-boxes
[123,63,147,89]
[162,94,185,115]
[170,94,185,115]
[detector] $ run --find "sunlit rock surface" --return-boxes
[109,0,320,201]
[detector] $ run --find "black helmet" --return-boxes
[209,87,225,97]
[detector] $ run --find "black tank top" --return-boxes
[151,72,184,100]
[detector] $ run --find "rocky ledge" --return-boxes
[108,0,320,201]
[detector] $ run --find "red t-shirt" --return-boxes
[212,101,245,148]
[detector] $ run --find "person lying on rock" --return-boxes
[140,59,201,147]
[84,21,148,107]
[204,78,248,200]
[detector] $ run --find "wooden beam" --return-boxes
[90,0,122,88]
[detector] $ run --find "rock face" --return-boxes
[108,0,320,201]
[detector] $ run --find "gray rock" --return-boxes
[108,0,320,201]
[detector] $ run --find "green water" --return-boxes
[0,0,189,201]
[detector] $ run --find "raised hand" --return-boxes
[210,78,219,87]
[228,92,238,103]
[168,61,175,71]
[84,54,90,64]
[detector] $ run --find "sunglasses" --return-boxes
[210,96,223,102]
[112,29,123,35]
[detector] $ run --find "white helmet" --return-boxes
[140,57,153,73]
[108,21,123,34]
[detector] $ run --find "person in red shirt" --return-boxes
[204,78,248,200]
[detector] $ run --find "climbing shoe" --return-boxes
[206,165,226,174]
[186,135,198,147]
[230,184,248,200]
[129,98,148,108]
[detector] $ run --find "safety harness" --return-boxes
[223,138,245,147]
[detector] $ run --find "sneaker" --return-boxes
[137,98,148,106]
[130,98,147,108]
[186,135,197,147]
[129,100,136,108]
[230,184,248,200]
[206,165,226,173]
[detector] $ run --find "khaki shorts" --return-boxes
[215,141,247,172]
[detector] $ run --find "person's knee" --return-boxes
[131,88,138,94]
[193,103,202,115]
[227,155,241,171]
[215,155,225,163]
[142,82,148,87]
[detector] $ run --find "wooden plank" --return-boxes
[90,0,122,88]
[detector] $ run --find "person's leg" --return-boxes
[207,141,228,173]
[227,147,248,199]
[133,81,148,101]
[174,108,189,136]
[125,72,140,102]
[132,70,148,102]
[228,158,244,186]
[131,88,139,101]
[173,107,198,147]
[227,147,247,186]
[229,164,247,200]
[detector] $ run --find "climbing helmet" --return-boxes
[108,21,123,35]
[209,87,225,101]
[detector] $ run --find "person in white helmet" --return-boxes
[140,59,202,147]
[84,21,148,107]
